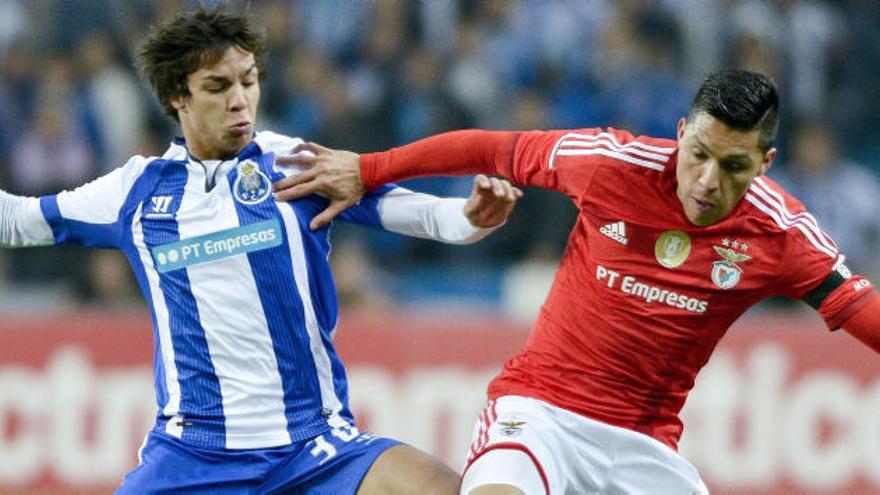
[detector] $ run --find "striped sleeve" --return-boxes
[511,127,676,204]
[40,155,151,248]
[753,177,875,328]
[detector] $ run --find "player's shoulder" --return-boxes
[741,175,839,258]
[253,130,305,155]
[742,175,809,231]
[552,126,677,173]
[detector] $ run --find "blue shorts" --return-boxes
[117,425,400,494]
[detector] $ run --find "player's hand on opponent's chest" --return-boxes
[273,141,365,230]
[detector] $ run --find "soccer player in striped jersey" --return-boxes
[276,69,880,495]
[0,8,522,495]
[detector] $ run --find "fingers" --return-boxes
[272,167,321,196]
[273,181,323,202]
[295,141,332,155]
[472,175,522,201]
[274,141,330,165]
[309,200,354,230]
[464,175,522,228]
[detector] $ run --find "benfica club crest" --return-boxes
[711,244,752,289]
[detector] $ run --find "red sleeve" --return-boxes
[841,292,880,352]
[360,128,662,204]
[360,130,519,189]
[762,177,842,299]
[819,276,877,330]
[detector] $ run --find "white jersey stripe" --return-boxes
[178,170,290,449]
[556,148,666,171]
[279,202,343,415]
[131,203,181,424]
[564,132,676,154]
[745,193,837,258]
[547,132,571,170]
[560,139,671,162]
[751,177,837,251]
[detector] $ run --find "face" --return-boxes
[675,112,776,226]
[172,45,259,160]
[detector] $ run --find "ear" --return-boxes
[676,117,687,141]
[170,95,188,115]
[759,147,777,175]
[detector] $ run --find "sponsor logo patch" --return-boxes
[151,219,282,273]
[655,230,691,268]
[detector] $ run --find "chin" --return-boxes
[687,212,716,227]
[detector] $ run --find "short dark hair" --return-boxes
[138,7,266,122]
[689,69,779,151]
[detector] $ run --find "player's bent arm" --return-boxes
[361,130,520,190]
[377,188,498,245]
[0,190,54,247]
[842,293,880,354]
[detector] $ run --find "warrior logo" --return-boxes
[233,160,271,205]
[711,245,752,289]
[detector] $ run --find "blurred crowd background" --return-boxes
[0,0,878,320]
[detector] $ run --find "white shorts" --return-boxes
[460,395,708,495]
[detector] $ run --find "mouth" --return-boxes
[692,197,715,212]
[229,122,252,136]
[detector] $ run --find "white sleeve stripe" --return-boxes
[745,193,837,258]
[547,133,570,170]
[750,178,837,252]
[560,139,671,162]
[556,148,666,171]
[549,132,672,170]
[564,132,677,154]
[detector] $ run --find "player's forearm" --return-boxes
[361,130,520,190]
[842,292,880,353]
[0,190,54,247]
[378,192,496,245]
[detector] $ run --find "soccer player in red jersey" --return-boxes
[273,69,880,494]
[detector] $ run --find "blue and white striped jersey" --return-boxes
[17,131,489,449]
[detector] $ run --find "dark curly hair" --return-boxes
[690,69,779,151]
[138,7,267,122]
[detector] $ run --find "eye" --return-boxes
[693,150,708,161]
[722,162,746,173]
[242,80,256,87]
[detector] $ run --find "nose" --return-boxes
[227,83,246,112]
[697,160,720,192]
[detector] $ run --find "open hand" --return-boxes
[463,175,522,228]
[273,142,365,230]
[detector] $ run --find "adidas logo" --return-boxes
[600,221,628,245]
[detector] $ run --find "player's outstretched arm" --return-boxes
[361,175,521,245]
[842,294,880,353]
[0,190,55,248]
[273,131,519,230]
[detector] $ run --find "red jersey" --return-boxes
[362,128,876,449]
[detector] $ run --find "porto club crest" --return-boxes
[711,242,752,289]
[233,159,271,205]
